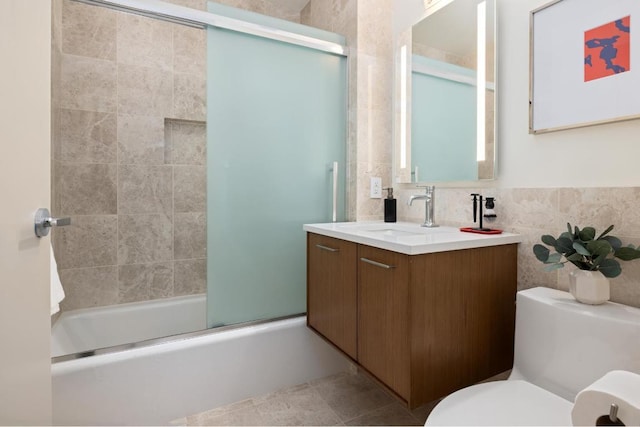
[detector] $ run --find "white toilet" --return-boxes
[426,287,640,426]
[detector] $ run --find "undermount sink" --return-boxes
[362,228,422,237]
[335,222,457,236]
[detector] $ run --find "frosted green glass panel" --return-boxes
[206,14,346,327]
[412,56,477,182]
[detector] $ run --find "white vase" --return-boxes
[569,270,610,305]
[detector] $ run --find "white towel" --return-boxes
[50,245,65,315]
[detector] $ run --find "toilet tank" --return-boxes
[509,287,640,402]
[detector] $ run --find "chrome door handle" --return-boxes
[35,208,71,237]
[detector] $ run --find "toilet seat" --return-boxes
[425,380,573,426]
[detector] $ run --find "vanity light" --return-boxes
[476,0,486,162]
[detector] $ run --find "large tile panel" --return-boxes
[61,0,117,60]
[174,166,206,213]
[59,266,119,310]
[118,214,173,264]
[58,163,117,215]
[118,114,166,165]
[60,109,117,163]
[118,165,173,214]
[174,212,206,260]
[60,54,117,112]
[173,72,206,121]
[117,63,173,116]
[117,13,173,71]
[173,26,206,75]
[54,215,118,269]
[174,259,206,296]
[118,261,174,303]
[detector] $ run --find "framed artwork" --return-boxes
[530,0,639,133]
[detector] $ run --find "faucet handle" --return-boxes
[417,184,435,194]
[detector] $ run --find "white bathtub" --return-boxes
[52,294,207,357]
[52,315,351,425]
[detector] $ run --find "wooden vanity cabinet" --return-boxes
[306,232,518,408]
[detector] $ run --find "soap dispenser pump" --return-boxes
[383,187,396,223]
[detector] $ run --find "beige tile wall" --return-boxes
[395,186,640,309]
[52,0,209,311]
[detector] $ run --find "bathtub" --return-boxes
[52,314,351,425]
[52,294,207,357]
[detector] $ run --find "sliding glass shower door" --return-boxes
[206,5,347,327]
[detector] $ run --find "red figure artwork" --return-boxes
[584,16,630,82]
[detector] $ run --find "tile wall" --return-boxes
[52,0,208,310]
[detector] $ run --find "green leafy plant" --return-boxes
[533,223,640,278]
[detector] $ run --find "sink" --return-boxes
[360,228,423,237]
[336,222,456,236]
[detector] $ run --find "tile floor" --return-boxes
[174,370,440,426]
[175,369,511,426]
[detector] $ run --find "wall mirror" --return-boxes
[395,0,496,184]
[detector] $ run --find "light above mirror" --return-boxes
[395,0,496,184]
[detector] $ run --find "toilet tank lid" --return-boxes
[519,287,640,324]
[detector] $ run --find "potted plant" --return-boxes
[533,223,640,304]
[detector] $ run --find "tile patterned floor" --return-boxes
[174,370,431,426]
[175,369,510,426]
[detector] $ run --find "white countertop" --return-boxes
[303,221,522,255]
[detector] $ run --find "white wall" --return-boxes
[394,0,640,189]
[0,0,53,424]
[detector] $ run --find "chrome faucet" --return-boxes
[408,185,438,228]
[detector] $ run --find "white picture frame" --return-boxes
[530,0,639,133]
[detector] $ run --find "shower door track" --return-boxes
[52,312,306,363]
[72,0,347,56]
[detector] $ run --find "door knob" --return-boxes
[34,208,71,238]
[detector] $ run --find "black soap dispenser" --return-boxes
[383,187,396,223]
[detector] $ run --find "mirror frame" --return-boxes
[393,0,497,186]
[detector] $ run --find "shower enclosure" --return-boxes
[51,0,347,358]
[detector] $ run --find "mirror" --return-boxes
[395,0,496,184]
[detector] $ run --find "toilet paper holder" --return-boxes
[596,404,625,426]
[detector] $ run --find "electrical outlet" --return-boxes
[370,177,382,198]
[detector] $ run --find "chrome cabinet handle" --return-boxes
[360,257,395,269]
[316,244,339,252]
[35,208,71,238]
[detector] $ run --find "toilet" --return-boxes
[426,287,640,426]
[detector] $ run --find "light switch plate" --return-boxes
[370,177,382,198]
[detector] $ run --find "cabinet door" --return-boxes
[357,245,410,400]
[409,244,517,406]
[307,233,357,359]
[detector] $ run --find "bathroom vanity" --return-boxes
[304,222,521,408]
